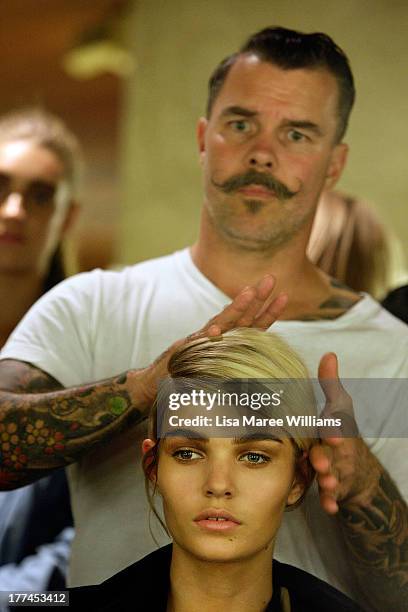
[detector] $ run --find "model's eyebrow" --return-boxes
[233,432,284,444]
[283,120,323,136]
[163,428,208,442]
[220,106,258,118]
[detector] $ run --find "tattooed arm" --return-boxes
[0,274,287,490]
[0,359,152,489]
[338,452,408,612]
[311,354,408,611]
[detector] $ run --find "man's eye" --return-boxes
[230,120,251,133]
[239,452,270,465]
[287,130,306,142]
[173,449,202,461]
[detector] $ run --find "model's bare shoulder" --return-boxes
[0,359,63,393]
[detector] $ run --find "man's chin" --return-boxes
[221,228,281,252]
[242,198,267,215]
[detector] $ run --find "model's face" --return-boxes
[146,434,303,564]
[0,140,74,276]
[198,55,348,250]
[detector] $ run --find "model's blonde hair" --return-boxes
[143,328,317,536]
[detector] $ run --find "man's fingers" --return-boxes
[317,473,338,491]
[321,436,344,448]
[233,275,277,326]
[170,275,286,368]
[254,293,288,329]
[318,352,342,402]
[200,288,253,334]
[204,275,281,333]
[318,353,351,407]
[207,324,222,337]
[253,274,276,300]
[319,493,339,515]
[309,443,333,474]
[318,351,338,380]
[318,352,355,425]
[310,443,341,515]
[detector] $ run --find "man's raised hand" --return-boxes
[310,353,381,514]
[198,274,287,337]
[138,274,287,405]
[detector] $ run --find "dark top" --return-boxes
[0,469,73,590]
[382,285,408,324]
[0,469,72,565]
[69,545,363,611]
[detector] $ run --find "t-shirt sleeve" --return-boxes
[0,271,102,387]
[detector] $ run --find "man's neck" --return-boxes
[191,222,361,321]
[0,272,43,348]
[168,544,273,612]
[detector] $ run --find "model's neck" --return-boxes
[168,543,273,612]
[0,272,43,348]
[191,215,333,321]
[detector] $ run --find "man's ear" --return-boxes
[61,200,80,236]
[197,117,208,165]
[324,143,348,191]
[142,438,157,482]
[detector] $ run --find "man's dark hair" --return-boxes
[206,26,355,142]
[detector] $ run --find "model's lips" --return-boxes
[194,508,241,531]
[0,232,25,244]
[238,185,275,198]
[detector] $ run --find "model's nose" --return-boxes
[203,460,235,499]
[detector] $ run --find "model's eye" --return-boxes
[230,119,251,133]
[173,449,202,461]
[239,451,270,465]
[287,129,306,143]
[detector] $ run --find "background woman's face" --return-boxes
[0,140,72,276]
[154,434,303,563]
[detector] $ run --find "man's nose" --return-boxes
[0,193,26,220]
[246,136,278,170]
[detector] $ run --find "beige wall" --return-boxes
[120,0,407,268]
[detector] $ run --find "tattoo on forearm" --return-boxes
[0,367,144,488]
[339,470,408,611]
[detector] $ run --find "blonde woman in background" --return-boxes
[0,108,81,604]
[72,329,361,612]
[307,191,393,299]
[308,190,408,322]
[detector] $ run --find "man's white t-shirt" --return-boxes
[1,249,407,595]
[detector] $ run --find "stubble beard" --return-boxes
[206,195,312,253]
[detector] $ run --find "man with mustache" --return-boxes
[0,26,407,611]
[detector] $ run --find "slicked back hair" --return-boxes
[206,26,355,142]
